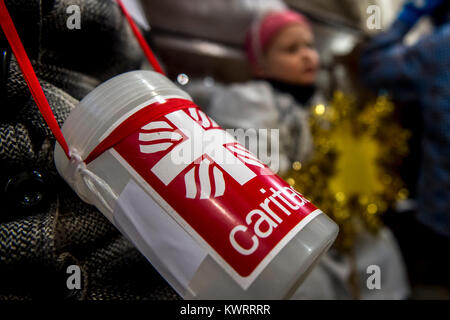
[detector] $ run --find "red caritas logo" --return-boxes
[112,99,319,288]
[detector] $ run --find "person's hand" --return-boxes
[398,0,445,27]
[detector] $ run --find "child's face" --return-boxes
[261,24,319,85]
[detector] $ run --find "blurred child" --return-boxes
[205,10,324,173]
[196,9,410,299]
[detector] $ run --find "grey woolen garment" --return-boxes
[0,0,178,300]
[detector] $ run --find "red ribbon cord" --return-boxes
[116,0,166,75]
[0,0,70,158]
[84,98,196,165]
[1,0,169,161]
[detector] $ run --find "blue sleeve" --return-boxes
[360,20,426,101]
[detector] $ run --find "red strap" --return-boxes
[0,0,170,161]
[84,98,196,164]
[0,0,70,158]
[116,0,165,75]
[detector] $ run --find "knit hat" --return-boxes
[245,10,311,73]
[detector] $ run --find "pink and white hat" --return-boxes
[245,10,311,73]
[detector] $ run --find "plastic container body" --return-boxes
[54,70,338,299]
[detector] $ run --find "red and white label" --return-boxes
[110,99,320,289]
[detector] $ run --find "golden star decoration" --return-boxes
[282,91,411,251]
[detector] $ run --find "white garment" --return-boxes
[292,227,411,300]
[187,80,321,173]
